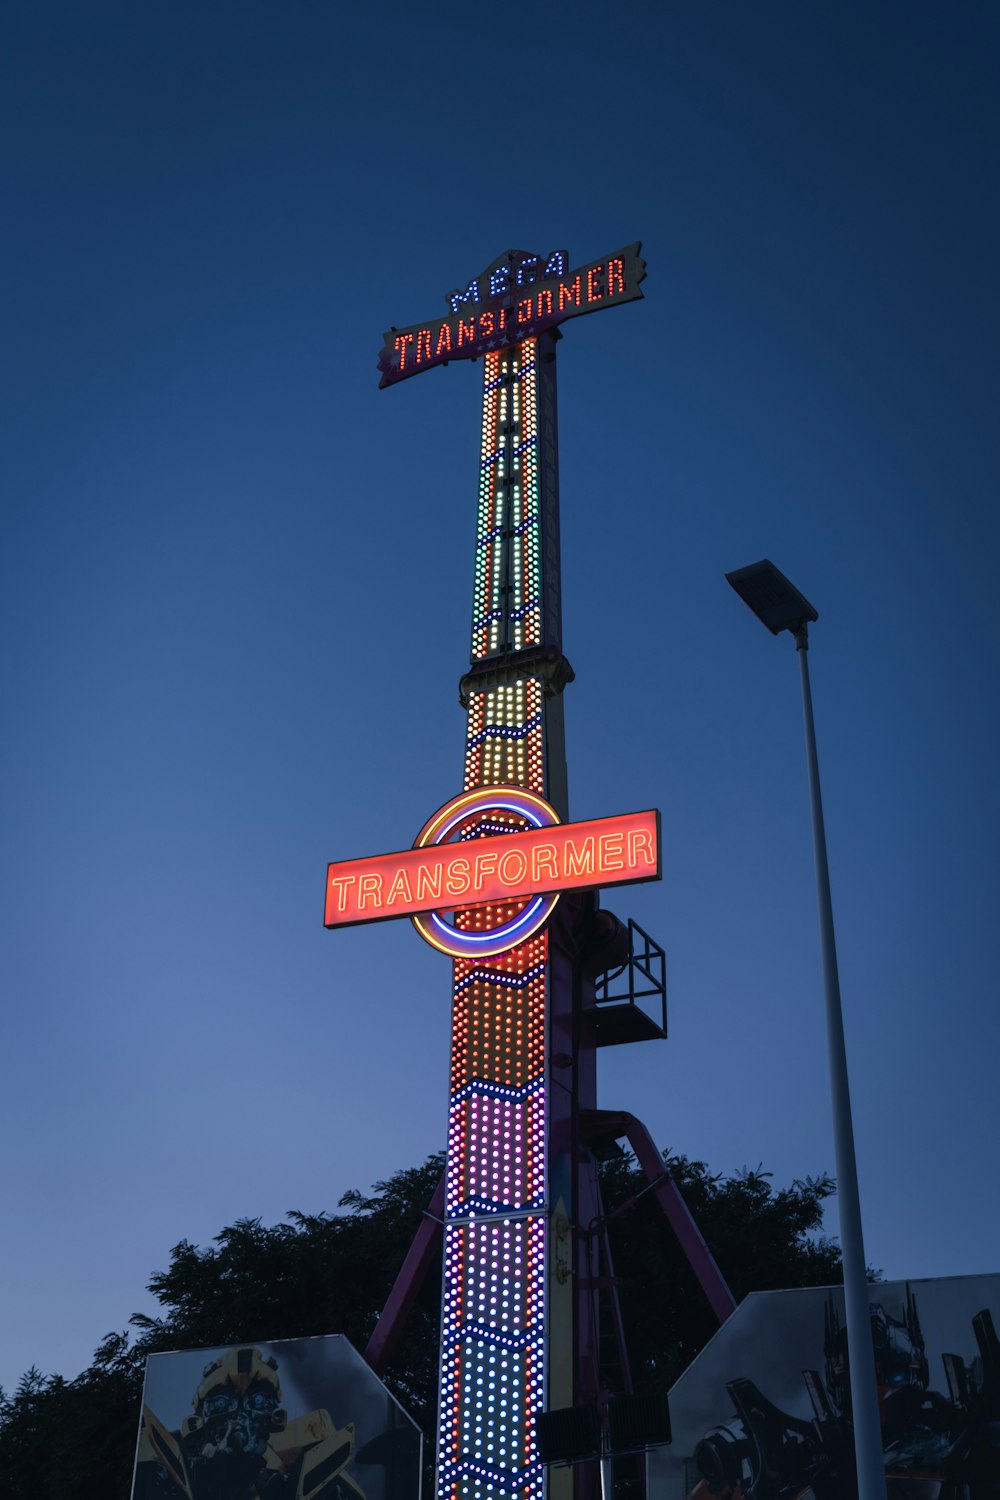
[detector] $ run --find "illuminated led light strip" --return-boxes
[465,711,542,748]
[516,353,541,653]
[511,381,525,652]
[453,965,546,998]
[415,785,557,847]
[444,1206,548,1228]
[524,360,539,654]
[444,1460,544,1491]
[442,1321,543,1352]
[448,1194,547,1219]
[446,1457,544,1483]
[452,1077,545,1107]
[458,818,528,840]
[450,1079,545,1108]
[472,352,504,658]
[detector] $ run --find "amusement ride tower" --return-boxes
[325,245,735,1500]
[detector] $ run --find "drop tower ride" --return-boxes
[324,244,735,1500]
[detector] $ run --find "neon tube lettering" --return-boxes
[328,874,357,913]
[564,836,595,878]
[498,847,529,887]
[627,827,655,868]
[358,872,383,910]
[531,843,558,883]
[416,864,443,903]
[599,831,624,871]
[445,857,471,897]
[387,868,413,906]
[473,849,499,891]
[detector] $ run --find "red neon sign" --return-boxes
[325,807,660,930]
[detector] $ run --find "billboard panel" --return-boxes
[132,1335,422,1500]
[648,1273,1000,1499]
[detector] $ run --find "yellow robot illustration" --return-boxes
[136,1346,366,1500]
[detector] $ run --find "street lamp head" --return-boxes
[725,559,819,637]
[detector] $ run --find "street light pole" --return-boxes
[794,620,886,1500]
[726,561,887,1500]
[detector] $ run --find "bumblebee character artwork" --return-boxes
[135,1347,367,1500]
[685,1292,1000,1500]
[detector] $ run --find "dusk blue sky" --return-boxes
[2,3,998,1397]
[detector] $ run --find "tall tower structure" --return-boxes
[325,244,735,1500]
[437,329,565,1499]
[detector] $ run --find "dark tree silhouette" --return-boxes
[594,1152,846,1391]
[0,1149,850,1499]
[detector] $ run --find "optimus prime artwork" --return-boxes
[324,241,739,1500]
[645,1274,1000,1500]
[131,1335,422,1500]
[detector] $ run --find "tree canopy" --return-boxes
[0,1150,849,1499]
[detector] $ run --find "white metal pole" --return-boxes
[795,626,886,1500]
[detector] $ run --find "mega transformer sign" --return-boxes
[377,243,646,387]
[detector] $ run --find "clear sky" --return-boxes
[1,1,998,1398]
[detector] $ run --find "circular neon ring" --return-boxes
[411,786,561,959]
